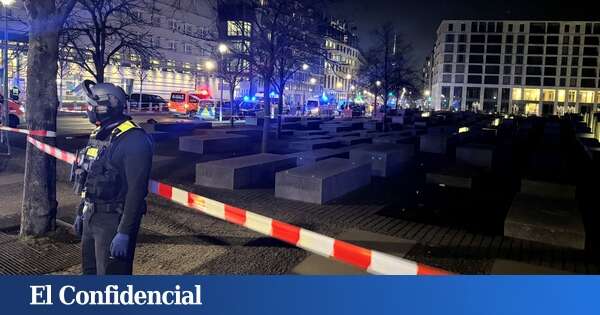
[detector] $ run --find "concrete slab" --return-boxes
[196,153,297,189]
[332,131,362,137]
[334,136,373,146]
[293,130,329,137]
[520,180,575,200]
[320,124,353,133]
[350,143,415,177]
[420,133,454,154]
[295,135,334,141]
[287,148,350,166]
[455,143,495,170]
[425,165,479,189]
[226,128,263,140]
[179,134,251,154]
[391,116,405,125]
[292,229,416,275]
[288,139,341,151]
[275,158,371,204]
[504,193,585,250]
[490,259,572,275]
[363,121,382,131]
[373,135,417,145]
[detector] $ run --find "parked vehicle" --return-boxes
[168,89,214,117]
[128,93,168,111]
[238,99,263,116]
[0,94,24,128]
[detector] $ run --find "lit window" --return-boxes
[567,90,576,102]
[596,92,600,103]
[542,90,556,102]
[578,91,594,103]
[227,21,251,36]
[557,90,566,102]
[523,88,540,101]
[512,88,522,100]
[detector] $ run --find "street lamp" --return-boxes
[302,63,309,71]
[1,0,14,154]
[375,80,382,87]
[218,43,228,54]
[204,60,216,71]
[217,43,228,122]
[309,78,317,85]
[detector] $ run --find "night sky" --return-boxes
[331,0,600,65]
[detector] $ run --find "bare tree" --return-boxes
[62,0,159,83]
[21,0,77,237]
[57,45,76,104]
[237,0,330,152]
[216,50,249,119]
[359,23,415,126]
[130,54,151,109]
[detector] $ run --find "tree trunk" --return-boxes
[261,77,271,153]
[276,88,284,139]
[20,1,61,237]
[96,65,105,83]
[229,84,235,127]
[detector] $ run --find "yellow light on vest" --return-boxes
[492,118,500,126]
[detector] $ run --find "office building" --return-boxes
[431,20,600,118]
[2,0,216,104]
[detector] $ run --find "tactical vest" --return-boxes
[72,120,140,210]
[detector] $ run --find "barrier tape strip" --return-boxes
[1,126,57,137]
[19,126,452,275]
[27,136,76,164]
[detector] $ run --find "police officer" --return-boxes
[71,80,152,275]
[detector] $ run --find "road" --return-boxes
[55,112,181,135]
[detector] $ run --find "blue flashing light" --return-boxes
[251,96,257,102]
[321,95,329,102]
[243,96,250,102]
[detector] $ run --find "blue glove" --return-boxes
[110,233,130,258]
[73,215,83,236]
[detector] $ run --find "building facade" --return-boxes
[431,20,600,118]
[2,0,217,105]
[323,19,362,105]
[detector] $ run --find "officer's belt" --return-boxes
[89,202,124,214]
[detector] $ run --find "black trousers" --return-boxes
[81,212,140,275]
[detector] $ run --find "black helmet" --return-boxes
[82,80,127,125]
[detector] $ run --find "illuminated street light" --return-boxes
[336,82,343,89]
[302,64,309,71]
[424,89,431,97]
[350,85,356,91]
[345,74,352,80]
[309,78,317,85]
[375,81,382,87]
[204,60,216,71]
[218,43,228,54]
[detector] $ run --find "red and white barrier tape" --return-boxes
[148,180,450,275]
[14,126,451,275]
[27,136,76,164]
[1,126,57,137]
